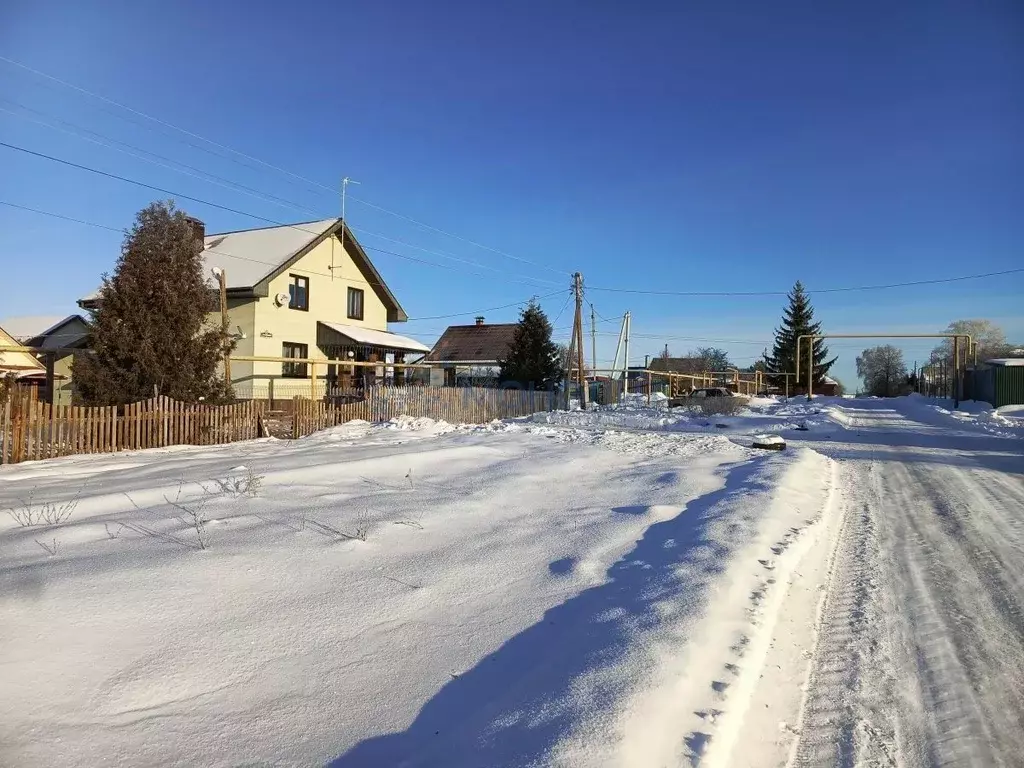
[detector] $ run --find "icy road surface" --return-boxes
[788,400,1024,768]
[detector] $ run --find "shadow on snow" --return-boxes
[330,455,770,767]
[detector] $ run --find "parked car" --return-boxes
[669,386,733,407]
[689,387,733,398]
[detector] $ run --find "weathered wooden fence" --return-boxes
[1,391,263,465]
[294,386,555,437]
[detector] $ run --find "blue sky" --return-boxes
[1,0,1021,389]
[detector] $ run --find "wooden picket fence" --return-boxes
[294,386,555,437]
[0,390,263,465]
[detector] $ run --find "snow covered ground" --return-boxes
[1,396,1021,766]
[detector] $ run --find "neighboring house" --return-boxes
[422,317,517,386]
[15,315,91,406]
[0,323,46,386]
[80,217,429,400]
[818,375,841,397]
[648,356,707,375]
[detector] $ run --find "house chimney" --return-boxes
[185,216,206,248]
[475,316,485,326]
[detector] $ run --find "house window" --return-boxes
[282,342,308,378]
[347,287,364,320]
[288,275,309,311]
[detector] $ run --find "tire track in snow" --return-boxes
[790,403,1024,768]
[788,461,896,768]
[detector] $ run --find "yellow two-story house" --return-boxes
[82,217,429,401]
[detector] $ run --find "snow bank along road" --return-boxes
[1,399,1021,767]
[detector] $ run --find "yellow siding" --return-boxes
[207,298,257,397]
[229,234,391,399]
[53,354,75,407]
[0,327,43,375]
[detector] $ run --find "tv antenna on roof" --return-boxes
[332,177,361,278]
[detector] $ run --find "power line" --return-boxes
[0,55,572,277]
[0,99,324,217]
[354,228,563,288]
[0,201,124,233]
[401,290,567,321]
[9,57,1015,297]
[346,195,567,276]
[0,54,338,195]
[594,331,770,345]
[0,199,557,313]
[0,99,564,289]
[0,200,383,293]
[0,143,565,290]
[550,292,573,326]
[589,268,1024,297]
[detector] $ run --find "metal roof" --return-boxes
[77,219,408,322]
[422,323,518,364]
[318,321,430,354]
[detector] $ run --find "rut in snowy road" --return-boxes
[791,401,1024,768]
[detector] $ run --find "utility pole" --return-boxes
[570,272,588,409]
[611,313,625,388]
[215,268,231,392]
[618,313,626,397]
[952,335,960,407]
[590,304,597,384]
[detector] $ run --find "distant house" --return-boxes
[422,317,517,386]
[0,323,46,387]
[791,375,840,398]
[818,376,841,397]
[648,356,706,374]
[13,315,91,406]
[80,218,428,400]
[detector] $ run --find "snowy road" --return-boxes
[789,401,1024,767]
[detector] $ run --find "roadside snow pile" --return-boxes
[900,396,1024,439]
[530,406,687,431]
[529,398,855,438]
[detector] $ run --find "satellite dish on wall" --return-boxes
[274,292,290,307]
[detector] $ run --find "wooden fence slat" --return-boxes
[46,401,55,459]
[1,395,10,465]
[102,405,110,453]
[24,398,34,462]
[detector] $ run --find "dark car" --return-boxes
[689,387,733,398]
[668,386,733,407]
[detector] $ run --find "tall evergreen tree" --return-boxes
[763,281,836,389]
[498,300,561,388]
[75,201,232,405]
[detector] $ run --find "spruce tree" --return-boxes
[498,300,561,388]
[75,201,232,405]
[763,281,836,389]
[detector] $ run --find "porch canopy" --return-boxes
[316,321,430,357]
